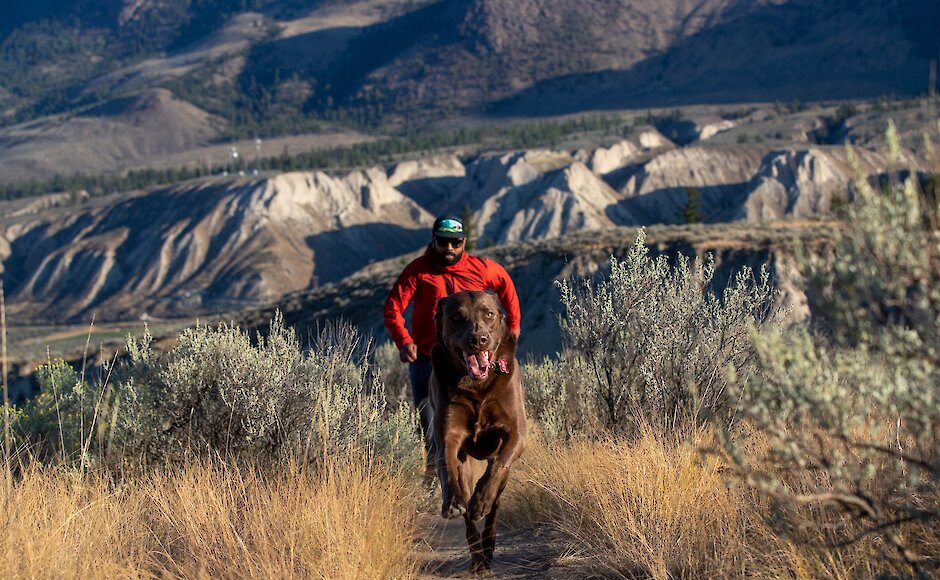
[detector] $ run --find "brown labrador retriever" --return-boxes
[428,290,527,573]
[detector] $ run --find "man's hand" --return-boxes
[399,342,418,363]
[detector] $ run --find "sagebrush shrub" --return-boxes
[12,359,92,462]
[725,123,940,574]
[523,356,597,440]
[107,313,421,468]
[12,315,422,471]
[372,340,410,406]
[554,230,774,435]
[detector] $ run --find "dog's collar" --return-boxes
[492,357,510,374]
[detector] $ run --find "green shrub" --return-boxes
[372,340,410,407]
[681,186,703,224]
[105,314,421,469]
[523,356,597,441]
[12,358,91,462]
[723,124,940,574]
[13,315,421,472]
[549,230,774,436]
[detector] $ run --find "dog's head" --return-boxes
[435,290,509,382]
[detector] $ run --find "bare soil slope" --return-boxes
[0,90,216,182]
[0,170,433,322]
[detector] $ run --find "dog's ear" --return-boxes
[483,288,504,318]
[485,289,507,321]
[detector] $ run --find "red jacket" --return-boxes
[384,247,521,356]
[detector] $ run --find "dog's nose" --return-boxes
[472,333,489,348]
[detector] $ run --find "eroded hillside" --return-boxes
[0,126,888,326]
[0,170,433,321]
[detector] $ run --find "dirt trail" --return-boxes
[413,512,574,579]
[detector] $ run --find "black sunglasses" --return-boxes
[433,236,466,248]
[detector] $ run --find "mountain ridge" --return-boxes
[1,0,935,138]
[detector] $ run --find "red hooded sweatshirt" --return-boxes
[383,247,521,357]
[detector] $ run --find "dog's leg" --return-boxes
[465,512,488,574]
[432,396,471,519]
[440,430,469,519]
[482,479,507,564]
[459,461,488,573]
[457,457,475,509]
[469,430,525,521]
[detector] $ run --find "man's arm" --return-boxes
[486,260,521,337]
[383,266,419,361]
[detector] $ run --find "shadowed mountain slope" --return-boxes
[490,0,938,116]
[1,0,935,147]
[329,0,936,120]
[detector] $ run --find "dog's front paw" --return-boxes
[441,493,467,519]
[469,555,492,575]
[468,492,494,521]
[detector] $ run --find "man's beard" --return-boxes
[433,247,462,265]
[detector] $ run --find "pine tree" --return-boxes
[681,187,703,224]
[461,206,476,251]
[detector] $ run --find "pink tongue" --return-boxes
[466,352,489,380]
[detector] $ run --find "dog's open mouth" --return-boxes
[462,350,493,381]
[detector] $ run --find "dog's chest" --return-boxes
[460,400,507,458]
[467,399,507,436]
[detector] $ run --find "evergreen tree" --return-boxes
[681,187,703,224]
[461,206,476,252]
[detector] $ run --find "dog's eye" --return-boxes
[485,311,494,318]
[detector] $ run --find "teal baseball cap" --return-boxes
[432,215,466,239]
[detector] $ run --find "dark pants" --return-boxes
[409,354,434,455]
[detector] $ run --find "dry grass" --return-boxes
[0,454,421,579]
[504,427,747,578]
[503,426,939,579]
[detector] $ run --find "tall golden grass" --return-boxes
[0,454,421,579]
[503,426,937,579]
[504,427,745,578]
